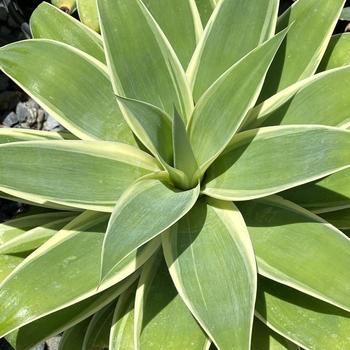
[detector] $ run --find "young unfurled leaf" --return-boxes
[172,109,199,186]
[188,28,288,173]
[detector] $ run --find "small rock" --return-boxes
[46,336,61,350]
[2,111,19,127]
[31,343,45,350]
[43,114,60,131]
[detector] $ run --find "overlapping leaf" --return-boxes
[188,28,287,173]
[260,0,345,100]
[0,40,136,143]
[204,126,350,200]
[97,0,193,121]
[0,211,158,338]
[101,177,199,281]
[188,0,279,101]
[30,2,105,62]
[0,140,159,211]
[135,254,209,350]
[163,198,256,350]
[238,196,350,312]
[256,277,350,350]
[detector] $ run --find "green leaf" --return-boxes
[116,96,173,165]
[252,318,299,350]
[142,0,202,67]
[0,213,77,255]
[260,0,345,100]
[77,0,100,32]
[0,40,136,144]
[188,0,279,101]
[97,0,193,121]
[12,282,127,350]
[318,33,350,71]
[281,167,350,213]
[59,318,91,350]
[0,254,25,283]
[0,211,159,338]
[319,207,350,229]
[82,303,114,350]
[0,212,73,246]
[238,196,350,312]
[204,126,350,201]
[0,128,74,144]
[172,109,199,185]
[134,253,209,350]
[0,140,159,211]
[163,198,256,350]
[109,288,136,350]
[248,66,350,128]
[30,2,105,62]
[188,29,287,173]
[194,0,215,27]
[256,277,350,350]
[101,177,199,281]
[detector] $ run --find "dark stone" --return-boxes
[2,111,19,127]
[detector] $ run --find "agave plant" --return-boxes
[0,0,350,349]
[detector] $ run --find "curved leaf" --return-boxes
[204,126,350,201]
[115,97,173,165]
[0,40,135,144]
[252,318,299,350]
[59,318,90,350]
[0,128,74,144]
[319,207,350,229]
[194,0,215,26]
[260,0,345,100]
[0,212,73,245]
[0,211,159,338]
[188,0,279,101]
[172,109,198,184]
[77,0,100,32]
[109,288,136,350]
[238,196,350,312]
[97,0,193,121]
[188,29,287,172]
[82,303,114,350]
[13,281,128,350]
[101,177,199,281]
[163,198,256,350]
[30,2,104,62]
[248,66,350,128]
[0,140,159,211]
[0,214,77,255]
[143,0,202,67]
[318,33,350,71]
[256,277,350,350]
[134,254,209,350]
[281,167,350,213]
